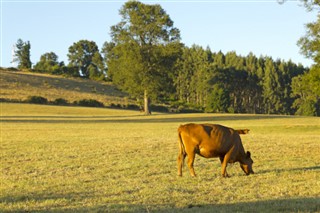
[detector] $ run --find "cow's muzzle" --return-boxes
[246,170,254,175]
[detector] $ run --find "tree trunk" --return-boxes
[144,89,151,115]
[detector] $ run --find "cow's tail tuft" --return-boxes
[236,129,250,135]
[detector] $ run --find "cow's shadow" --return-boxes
[258,166,320,175]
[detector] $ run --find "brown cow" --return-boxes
[177,123,254,177]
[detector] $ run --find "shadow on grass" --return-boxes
[1,195,319,212]
[0,114,295,124]
[171,197,320,213]
[88,198,320,212]
[258,166,320,175]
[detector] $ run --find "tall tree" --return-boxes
[67,40,104,78]
[175,46,195,104]
[188,45,210,106]
[262,58,282,114]
[294,0,320,116]
[13,39,32,69]
[105,1,181,115]
[206,83,230,113]
[175,45,214,108]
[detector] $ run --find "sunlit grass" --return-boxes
[1,103,319,212]
[0,70,129,106]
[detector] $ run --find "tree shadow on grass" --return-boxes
[171,197,320,213]
[0,114,295,124]
[67,198,320,212]
[258,166,320,175]
[1,191,319,212]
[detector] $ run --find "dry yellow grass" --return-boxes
[0,70,131,106]
[1,103,320,212]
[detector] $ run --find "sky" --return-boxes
[0,0,318,68]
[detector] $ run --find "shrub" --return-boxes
[53,98,69,106]
[27,96,48,104]
[3,67,19,72]
[126,104,140,110]
[150,104,169,112]
[74,99,104,108]
[110,103,123,109]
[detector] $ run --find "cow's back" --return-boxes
[178,123,240,158]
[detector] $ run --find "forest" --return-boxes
[9,1,320,116]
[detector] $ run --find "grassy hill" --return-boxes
[0,69,133,107]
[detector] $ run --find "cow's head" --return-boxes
[240,151,254,175]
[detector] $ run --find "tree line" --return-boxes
[174,46,310,115]
[11,1,319,116]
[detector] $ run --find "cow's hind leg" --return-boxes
[177,152,186,176]
[186,150,196,177]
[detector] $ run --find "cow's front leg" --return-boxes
[220,156,230,177]
[219,156,229,178]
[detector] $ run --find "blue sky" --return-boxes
[0,0,317,68]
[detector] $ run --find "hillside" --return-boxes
[0,69,133,107]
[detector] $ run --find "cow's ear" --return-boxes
[246,151,251,158]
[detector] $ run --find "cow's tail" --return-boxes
[236,129,250,135]
[177,127,186,176]
[178,128,186,156]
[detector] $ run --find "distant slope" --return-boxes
[0,69,132,106]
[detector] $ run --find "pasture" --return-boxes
[1,103,319,212]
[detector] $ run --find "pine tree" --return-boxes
[262,58,282,114]
[13,39,32,69]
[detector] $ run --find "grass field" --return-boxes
[1,103,319,212]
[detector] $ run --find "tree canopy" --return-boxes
[34,52,62,74]
[103,1,182,114]
[297,0,320,66]
[293,0,320,116]
[67,40,105,79]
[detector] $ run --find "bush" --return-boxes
[53,98,69,106]
[126,104,140,110]
[150,104,169,112]
[74,99,104,108]
[110,103,123,109]
[27,96,48,104]
[2,67,19,72]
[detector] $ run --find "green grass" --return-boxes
[1,103,320,212]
